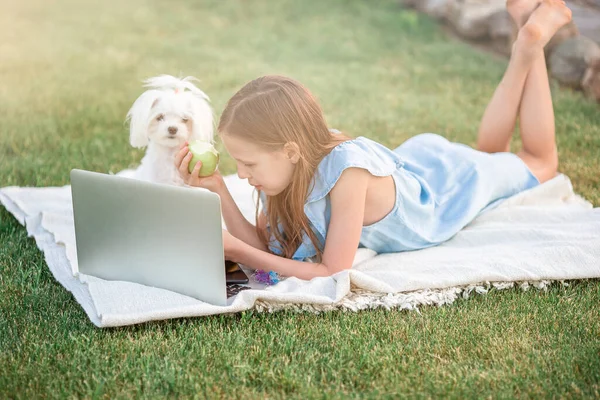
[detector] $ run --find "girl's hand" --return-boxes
[222,229,241,261]
[174,141,224,193]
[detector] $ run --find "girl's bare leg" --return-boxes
[477,0,572,183]
[475,42,532,154]
[516,46,559,182]
[476,0,541,153]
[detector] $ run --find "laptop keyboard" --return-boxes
[227,284,251,298]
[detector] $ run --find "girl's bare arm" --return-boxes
[229,167,369,279]
[174,142,267,251]
[217,186,268,251]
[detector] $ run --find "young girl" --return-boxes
[175,0,572,281]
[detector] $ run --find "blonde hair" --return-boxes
[218,75,351,261]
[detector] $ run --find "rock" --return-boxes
[549,35,600,101]
[567,1,600,45]
[549,36,600,85]
[399,0,454,19]
[489,9,512,40]
[578,0,600,8]
[445,0,514,55]
[545,21,580,56]
[415,0,454,19]
[446,0,506,39]
[582,59,600,102]
[489,9,514,55]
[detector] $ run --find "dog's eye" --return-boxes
[181,117,189,123]
[156,114,164,121]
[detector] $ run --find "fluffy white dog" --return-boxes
[126,75,214,185]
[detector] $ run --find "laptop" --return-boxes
[70,169,250,306]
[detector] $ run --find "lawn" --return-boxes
[1,0,599,398]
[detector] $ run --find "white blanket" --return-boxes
[1,169,599,328]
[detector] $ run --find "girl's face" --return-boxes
[221,134,297,196]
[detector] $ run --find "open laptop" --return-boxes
[70,169,250,306]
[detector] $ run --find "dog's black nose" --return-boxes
[168,126,178,135]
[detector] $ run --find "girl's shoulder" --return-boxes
[307,133,403,203]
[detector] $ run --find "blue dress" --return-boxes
[260,132,540,261]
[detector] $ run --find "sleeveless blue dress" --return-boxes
[260,132,539,261]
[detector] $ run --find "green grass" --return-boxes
[1,0,599,398]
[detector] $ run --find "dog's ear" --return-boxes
[125,90,163,148]
[188,94,215,143]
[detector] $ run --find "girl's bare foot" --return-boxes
[506,0,542,28]
[515,0,572,55]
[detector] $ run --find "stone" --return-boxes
[549,35,600,101]
[489,9,512,40]
[446,0,506,39]
[399,0,454,19]
[489,9,515,55]
[415,0,454,19]
[582,59,600,102]
[546,21,580,56]
[568,1,600,45]
[578,0,600,8]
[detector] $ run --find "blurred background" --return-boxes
[0,0,598,197]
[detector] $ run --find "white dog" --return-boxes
[126,75,214,185]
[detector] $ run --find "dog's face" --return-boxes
[147,109,194,148]
[127,85,214,149]
[146,94,197,148]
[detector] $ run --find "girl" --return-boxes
[175,0,572,281]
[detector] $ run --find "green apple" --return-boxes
[187,140,220,176]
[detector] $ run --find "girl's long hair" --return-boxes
[218,75,351,261]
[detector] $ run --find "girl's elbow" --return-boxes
[323,262,352,276]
